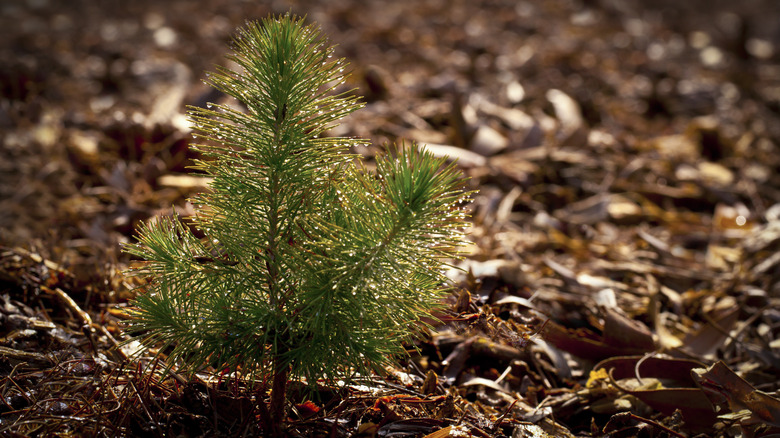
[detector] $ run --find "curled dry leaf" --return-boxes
[593,355,718,430]
[540,308,655,361]
[692,360,780,427]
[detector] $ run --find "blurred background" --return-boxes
[1,0,779,279]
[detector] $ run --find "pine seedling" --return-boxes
[123,14,472,432]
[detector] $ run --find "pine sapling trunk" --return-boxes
[269,358,290,435]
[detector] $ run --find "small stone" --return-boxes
[470,124,508,156]
[505,80,525,103]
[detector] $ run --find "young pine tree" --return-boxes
[123,14,471,431]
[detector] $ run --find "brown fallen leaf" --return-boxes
[595,355,706,387]
[540,306,655,362]
[541,319,652,361]
[594,355,718,430]
[602,307,655,352]
[692,360,780,427]
[378,419,450,437]
[681,299,740,358]
[422,370,439,395]
[422,425,454,438]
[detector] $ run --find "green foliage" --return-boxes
[123,14,471,388]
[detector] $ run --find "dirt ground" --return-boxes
[2,0,780,436]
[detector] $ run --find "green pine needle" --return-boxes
[123,14,472,390]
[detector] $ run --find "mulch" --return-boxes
[2,0,780,436]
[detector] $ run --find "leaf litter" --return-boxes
[2,0,780,436]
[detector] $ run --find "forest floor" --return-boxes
[2,0,780,436]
